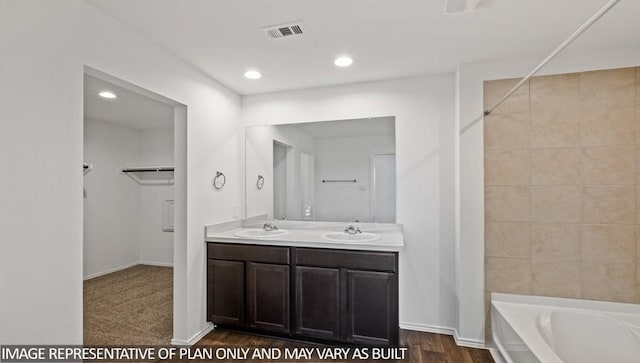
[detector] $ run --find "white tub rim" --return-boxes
[491,293,640,363]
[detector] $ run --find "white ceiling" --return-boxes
[84,74,173,129]
[87,0,640,95]
[294,117,395,139]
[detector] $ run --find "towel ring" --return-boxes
[213,171,226,190]
[256,175,264,190]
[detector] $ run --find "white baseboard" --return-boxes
[453,334,486,349]
[83,262,139,280]
[83,261,174,280]
[399,322,487,349]
[488,347,505,363]
[139,261,173,267]
[171,322,214,346]
[400,322,456,336]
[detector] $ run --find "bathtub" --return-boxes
[491,293,640,363]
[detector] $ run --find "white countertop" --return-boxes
[205,218,404,252]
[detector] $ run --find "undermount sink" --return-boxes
[234,229,290,238]
[321,231,380,243]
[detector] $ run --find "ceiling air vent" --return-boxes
[263,21,304,39]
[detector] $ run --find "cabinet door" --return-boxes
[208,259,244,326]
[295,266,340,340]
[346,270,398,345]
[248,262,290,332]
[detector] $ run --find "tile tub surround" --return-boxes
[205,218,404,252]
[483,67,640,336]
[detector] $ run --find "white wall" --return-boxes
[83,119,141,278]
[138,127,174,266]
[0,0,242,344]
[314,135,395,222]
[243,75,457,332]
[456,45,640,344]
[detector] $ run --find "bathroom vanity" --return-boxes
[205,219,403,345]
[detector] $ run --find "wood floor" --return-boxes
[196,329,494,363]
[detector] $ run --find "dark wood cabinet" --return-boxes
[346,269,398,345]
[248,262,290,332]
[207,242,398,345]
[294,248,399,345]
[208,259,244,326]
[207,244,290,333]
[295,266,340,339]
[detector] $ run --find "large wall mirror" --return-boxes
[246,117,396,223]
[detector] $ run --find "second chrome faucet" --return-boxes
[344,225,362,234]
[263,222,278,231]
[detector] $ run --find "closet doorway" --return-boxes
[82,67,186,345]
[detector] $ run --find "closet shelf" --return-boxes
[121,165,174,185]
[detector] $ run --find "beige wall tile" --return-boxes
[581,146,635,185]
[486,257,531,294]
[637,266,640,304]
[582,263,636,303]
[485,67,640,305]
[532,260,581,298]
[582,224,636,264]
[581,105,635,146]
[636,68,640,105]
[531,223,580,260]
[582,186,635,224]
[531,73,581,112]
[485,150,530,185]
[485,186,530,222]
[531,186,581,223]
[531,148,580,185]
[637,187,640,225]
[484,79,530,114]
[485,222,531,258]
[581,68,635,109]
[484,113,530,149]
[637,226,640,263]
[636,106,640,144]
[530,112,580,148]
[637,147,640,184]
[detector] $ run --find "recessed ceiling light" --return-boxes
[244,70,262,79]
[98,91,117,99]
[334,56,353,67]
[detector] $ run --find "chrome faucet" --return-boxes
[263,223,278,231]
[344,225,361,234]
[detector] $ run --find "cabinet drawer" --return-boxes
[208,243,289,264]
[295,248,397,273]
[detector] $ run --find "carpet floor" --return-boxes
[83,264,173,345]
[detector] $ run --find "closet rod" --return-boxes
[121,167,174,173]
[322,179,357,183]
